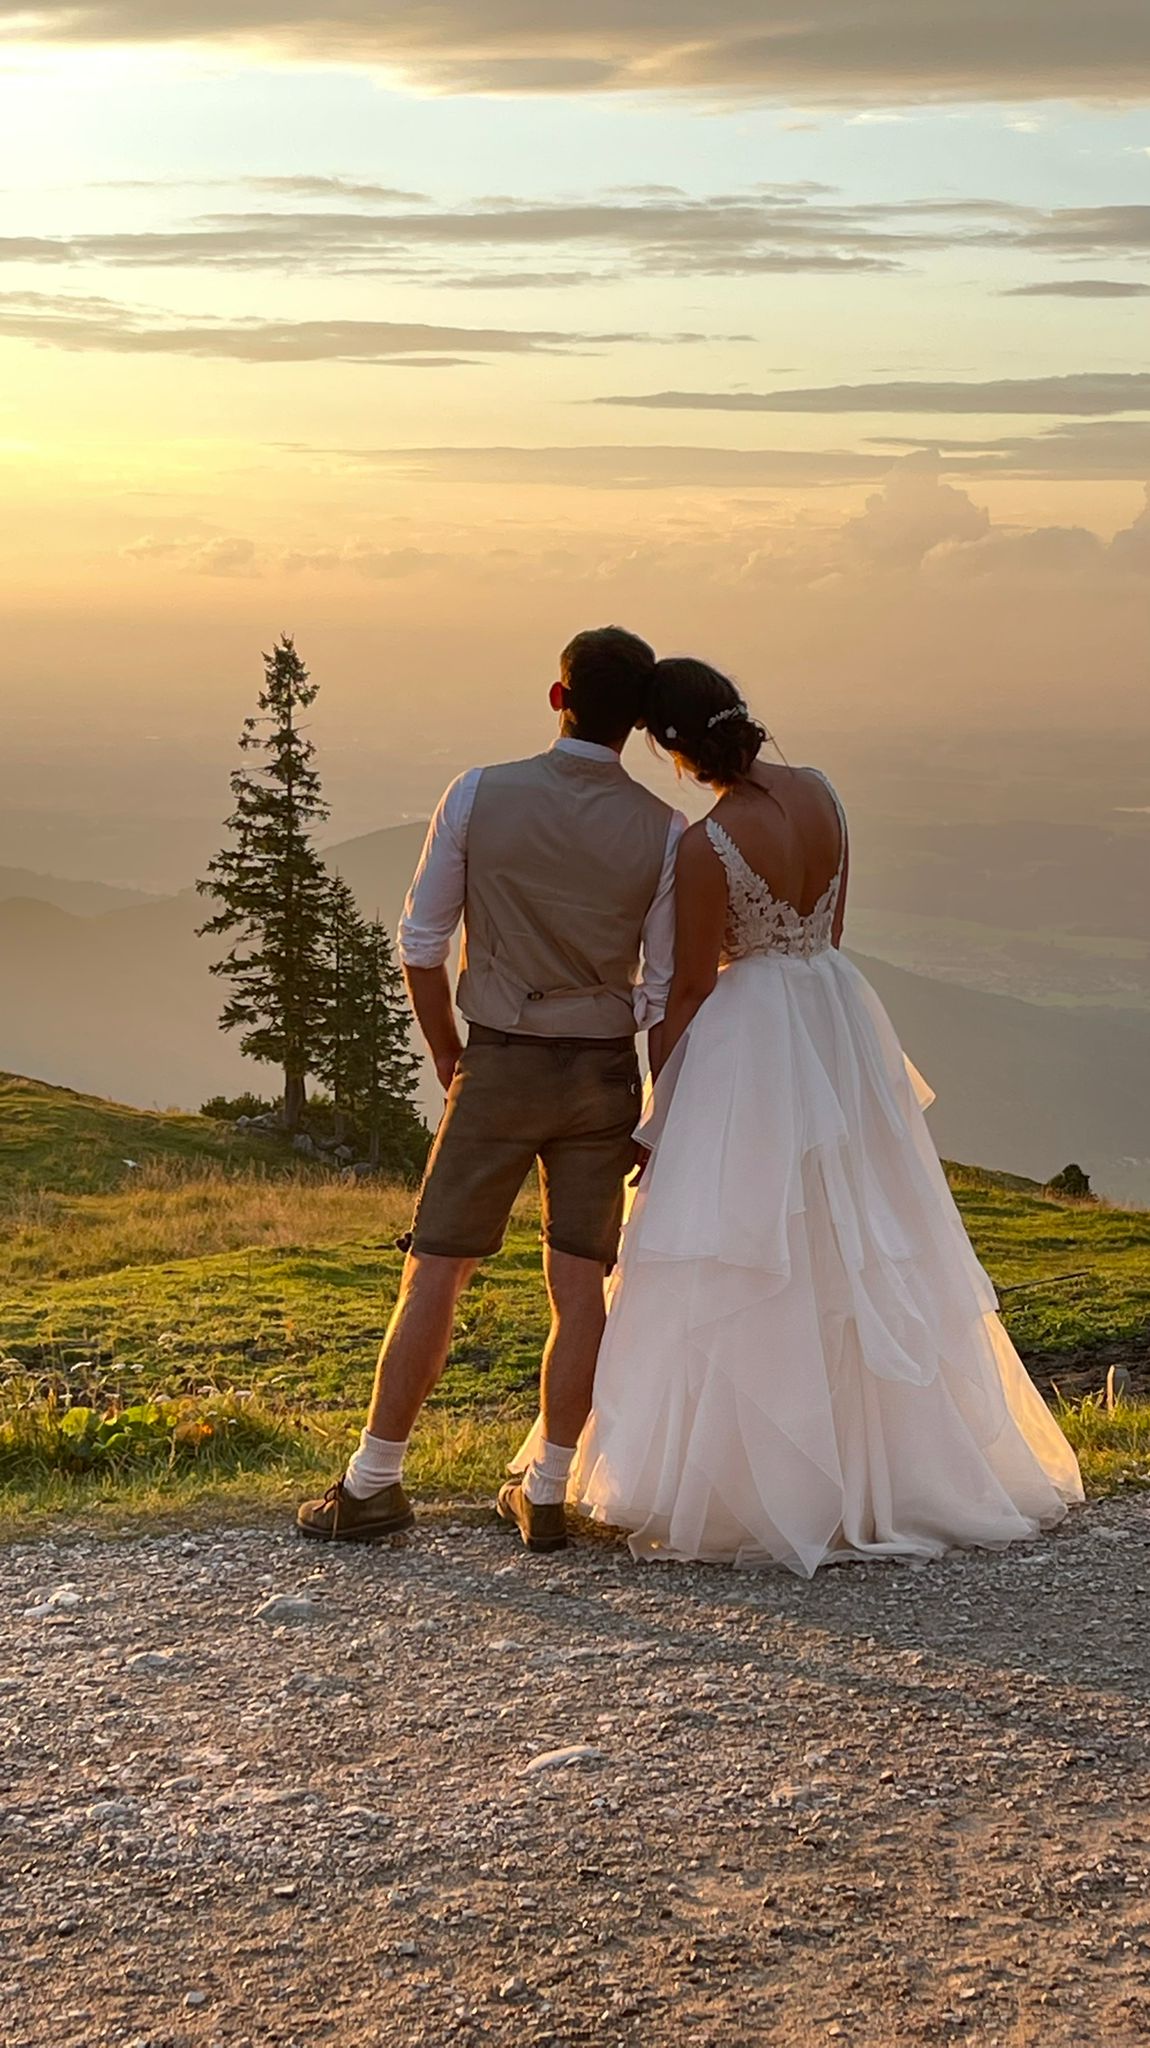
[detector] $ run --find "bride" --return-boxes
[519,656,1082,1574]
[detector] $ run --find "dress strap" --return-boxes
[705,816,761,891]
[804,768,848,887]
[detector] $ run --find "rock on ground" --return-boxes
[3,1500,1150,2046]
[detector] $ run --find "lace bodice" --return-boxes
[705,772,847,962]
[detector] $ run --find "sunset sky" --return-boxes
[3,6,1149,881]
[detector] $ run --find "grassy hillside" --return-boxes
[2,1075,1148,1529]
[3,1165,1146,1407]
[0,1071,287,1195]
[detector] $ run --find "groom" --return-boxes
[298,627,684,1551]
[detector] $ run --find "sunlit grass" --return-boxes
[1,1079,1148,1541]
[0,1391,532,1541]
[1056,1392,1150,1497]
[0,1157,415,1284]
[0,1070,289,1196]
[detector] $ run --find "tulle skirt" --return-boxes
[516,948,1082,1575]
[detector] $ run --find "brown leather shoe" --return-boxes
[496,1479,568,1554]
[297,1478,415,1543]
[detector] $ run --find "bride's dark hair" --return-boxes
[646,657,767,787]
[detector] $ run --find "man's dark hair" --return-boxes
[559,626,656,747]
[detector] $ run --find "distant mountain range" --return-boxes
[1,821,1146,1202]
[0,864,156,918]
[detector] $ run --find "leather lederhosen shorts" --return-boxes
[408,1024,642,1267]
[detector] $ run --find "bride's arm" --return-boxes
[649,825,726,1081]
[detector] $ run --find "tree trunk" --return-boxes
[368,1124,381,1171]
[282,1070,307,1132]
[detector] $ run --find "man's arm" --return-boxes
[650,825,725,1081]
[633,809,688,1056]
[397,769,477,1092]
[404,966,463,1093]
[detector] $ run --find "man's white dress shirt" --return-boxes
[399,738,686,1029]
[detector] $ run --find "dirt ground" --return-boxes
[4,1497,1150,2048]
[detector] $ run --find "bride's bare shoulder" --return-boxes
[676,816,719,863]
[676,817,729,890]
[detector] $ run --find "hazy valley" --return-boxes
[2,780,1148,1201]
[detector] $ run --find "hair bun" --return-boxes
[646,655,767,787]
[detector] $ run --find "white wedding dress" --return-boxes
[519,772,1083,1575]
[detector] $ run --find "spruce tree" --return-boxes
[197,635,329,1131]
[317,872,367,1142]
[314,888,424,1171]
[358,914,424,1171]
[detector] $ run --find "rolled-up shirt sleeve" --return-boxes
[397,768,480,970]
[633,810,688,1029]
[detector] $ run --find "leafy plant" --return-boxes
[0,1393,296,1479]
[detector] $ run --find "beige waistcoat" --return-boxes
[455,749,673,1038]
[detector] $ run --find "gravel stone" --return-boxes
[3,1500,1150,2046]
[125,1648,180,1673]
[254,1594,327,1625]
[521,1743,606,1775]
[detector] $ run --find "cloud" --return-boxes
[927,522,1108,581]
[281,541,452,577]
[595,374,1150,416]
[8,192,1149,290]
[0,291,696,364]
[119,472,1150,604]
[1108,483,1150,570]
[2,1,1148,104]
[1002,279,1150,298]
[241,176,430,203]
[0,190,949,278]
[842,453,990,565]
[304,444,894,488]
[1014,205,1150,254]
[123,532,453,579]
[297,420,1150,488]
[122,533,260,576]
[876,420,1150,479]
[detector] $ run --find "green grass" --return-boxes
[946,1165,1150,1364]
[2,1072,1149,1533]
[0,1202,549,1411]
[1056,1394,1150,1497]
[0,1071,291,1194]
[0,1392,530,1542]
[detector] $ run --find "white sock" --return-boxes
[523,1439,576,1507]
[344,1430,408,1500]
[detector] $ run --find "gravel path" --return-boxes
[4,1499,1150,2048]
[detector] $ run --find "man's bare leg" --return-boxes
[364,1250,478,1443]
[298,1251,478,1535]
[539,1245,608,1454]
[497,1246,607,1540]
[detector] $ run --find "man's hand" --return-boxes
[435,1045,462,1093]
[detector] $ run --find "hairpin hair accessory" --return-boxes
[707,704,745,730]
[664,725,677,740]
